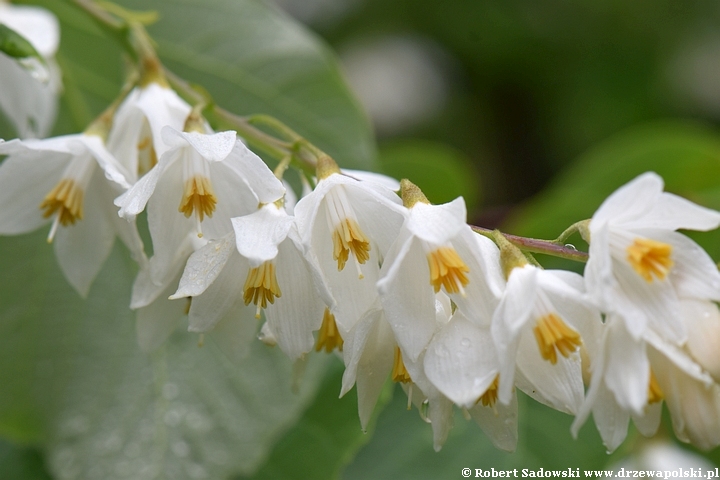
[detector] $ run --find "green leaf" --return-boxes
[238,360,391,480]
[342,389,618,479]
[0,233,329,479]
[506,120,720,241]
[0,24,42,60]
[0,439,52,480]
[15,0,375,169]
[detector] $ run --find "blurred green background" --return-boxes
[2,0,720,478]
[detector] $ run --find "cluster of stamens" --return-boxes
[243,261,282,319]
[533,313,582,364]
[626,238,673,282]
[427,247,470,295]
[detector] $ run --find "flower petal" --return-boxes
[170,232,236,299]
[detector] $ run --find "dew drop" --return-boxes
[461,337,471,348]
[564,244,577,250]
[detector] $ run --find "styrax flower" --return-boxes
[294,158,405,337]
[170,202,334,360]
[116,125,285,286]
[107,82,191,178]
[584,172,720,343]
[378,181,505,362]
[0,133,145,296]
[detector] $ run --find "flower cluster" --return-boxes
[2,6,720,456]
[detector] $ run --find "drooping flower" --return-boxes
[169,202,334,360]
[491,264,600,413]
[294,156,405,337]
[116,123,285,286]
[0,2,61,138]
[0,130,145,296]
[584,172,720,343]
[106,80,191,178]
[377,179,505,362]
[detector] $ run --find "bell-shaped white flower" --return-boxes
[378,181,505,362]
[294,158,405,337]
[0,132,145,296]
[116,124,285,286]
[341,292,452,430]
[170,202,334,360]
[492,265,600,414]
[585,172,720,343]
[107,81,191,178]
[0,2,61,138]
[572,306,720,452]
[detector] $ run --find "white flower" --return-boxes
[0,133,145,296]
[294,166,405,336]
[492,266,599,414]
[116,126,285,286]
[170,203,334,360]
[573,306,720,452]
[377,194,505,362]
[0,2,61,138]
[106,82,191,178]
[585,172,720,342]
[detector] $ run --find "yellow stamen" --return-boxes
[427,247,470,295]
[476,375,500,408]
[626,238,673,283]
[315,308,343,353]
[533,313,582,365]
[392,346,412,383]
[647,369,664,404]
[243,262,281,319]
[179,176,217,222]
[332,218,370,273]
[40,178,84,227]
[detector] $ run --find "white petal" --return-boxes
[682,299,720,382]
[591,172,662,229]
[115,149,178,218]
[0,144,65,234]
[53,173,116,297]
[427,394,454,452]
[354,316,395,430]
[515,332,584,415]
[171,233,236,298]
[146,160,195,285]
[187,252,247,332]
[379,236,437,362]
[469,390,518,452]
[660,230,720,301]
[80,134,132,189]
[424,313,498,407]
[220,140,285,204]
[341,169,400,191]
[590,381,630,453]
[632,192,720,232]
[631,402,662,438]
[161,128,237,162]
[232,205,293,265]
[265,239,328,360]
[604,320,649,415]
[406,198,466,245]
[135,84,191,159]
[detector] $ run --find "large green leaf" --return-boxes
[0,233,328,479]
[238,360,391,480]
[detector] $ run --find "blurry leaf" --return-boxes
[0,233,328,479]
[0,439,52,480]
[341,388,617,479]
[379,139,480,208]
[506,120,720,242]
[239,360,391,480]
[17,0,374,169]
